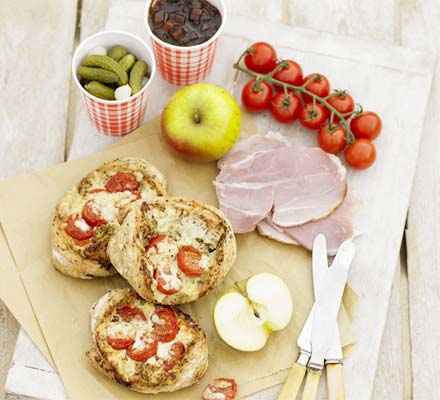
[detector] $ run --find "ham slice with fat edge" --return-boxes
[215,135,347,229]
[257,191,361,255]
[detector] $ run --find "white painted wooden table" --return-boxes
[1,0,440,399]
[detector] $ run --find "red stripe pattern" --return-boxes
[151,38,218,85]
[81,90,149,136]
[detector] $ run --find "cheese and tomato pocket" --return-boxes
[107,197,236,305]
[51,158,167,279]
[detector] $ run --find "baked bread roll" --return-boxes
[51,158,166,278]
[107,197,236,304]
[86,288,208,393]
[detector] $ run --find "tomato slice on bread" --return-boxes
[154,269,183,295]
[177,246,204,276]
[162,342,186,371]
[146,235,167,252]
[117,305,147,322]
[64,215,94,242]
[202,378,238,400]
[106,321,136,350]
[82,200,107,227]
[105,172,139,193]
[151,308,179,343]
[126,336,158,362]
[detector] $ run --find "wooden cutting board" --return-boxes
[5,2,435,399]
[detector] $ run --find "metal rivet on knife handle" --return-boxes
[326,363,346,400]
[277,362,306,400]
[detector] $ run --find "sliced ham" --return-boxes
[256,219,298,245]
[215,136,347,229]
[217,132,289,170]
[216,182,274,233]
[257,191,361,255]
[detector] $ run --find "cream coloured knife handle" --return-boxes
[277,363,306,400]
[326,363,346,400]
[301,370,321,400]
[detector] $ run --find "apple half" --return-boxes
[214,273,293,351]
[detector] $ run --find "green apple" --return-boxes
[214,273,293,351]
[161,83,241,162]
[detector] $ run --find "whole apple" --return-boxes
[161,83,242,162]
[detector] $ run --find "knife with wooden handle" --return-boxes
[301,370,321,400]
[326,363,346,400]
[278,362,307,400]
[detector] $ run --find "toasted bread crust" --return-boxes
[51,158,167,279]
[87,288,208,393]
[107,197,237,305]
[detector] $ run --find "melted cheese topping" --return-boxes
[90,190,136,223]
[203,390,226,400]
[58,166,159,224]
[107,321,136,338]
[156,341,174,360]
[74,218,90,231]
[145,205,224,300]
[98,298,196,381]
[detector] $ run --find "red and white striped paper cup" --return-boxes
[144,0,226,85]
[72,31,156,136]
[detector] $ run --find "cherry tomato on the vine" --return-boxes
[241,79,273,113]
[299,103,328,130]
[317,123,347,154]
[273,60,303,88]
[269,92,301,123]
[327,91,355,121]
[302,73,331,103]
[344,139,376,169]
[244,42,277,74]
[350,111,382,140]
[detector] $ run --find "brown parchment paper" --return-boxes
[0,115,356,399]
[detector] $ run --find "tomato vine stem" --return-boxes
[233,54,355,144]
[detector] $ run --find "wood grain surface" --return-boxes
[402,0,440,398]
[1,0,438,399]
[0,0,77,398]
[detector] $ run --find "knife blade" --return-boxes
[295,234,329,365]
[308,240,355,370]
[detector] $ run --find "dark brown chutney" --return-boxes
[148,0,222,47]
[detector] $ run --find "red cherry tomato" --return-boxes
[177,246,204,276]
[202,378,238,400]
[106,321,136,350]
[327,91,355,121]
[244,42,277,74]
[105,172,139,193]
[146,235,167,252]
[64,215,94,242]
[117,305,147,322]
[344,139,376,169]
[269,92,301,123]
[350,111,382,140]
[162,342,186,371]
[317,123,347,154]
[81,200,107,227]
[299,103,328,130]
[302,73,331,103]
[154,270,182,296]
[273,60,303,88]
[241,79,273,113]
[151,307,179,343]
[126,336,158,362]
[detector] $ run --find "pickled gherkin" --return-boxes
[82,55,128,86]
[84,81,115,100]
